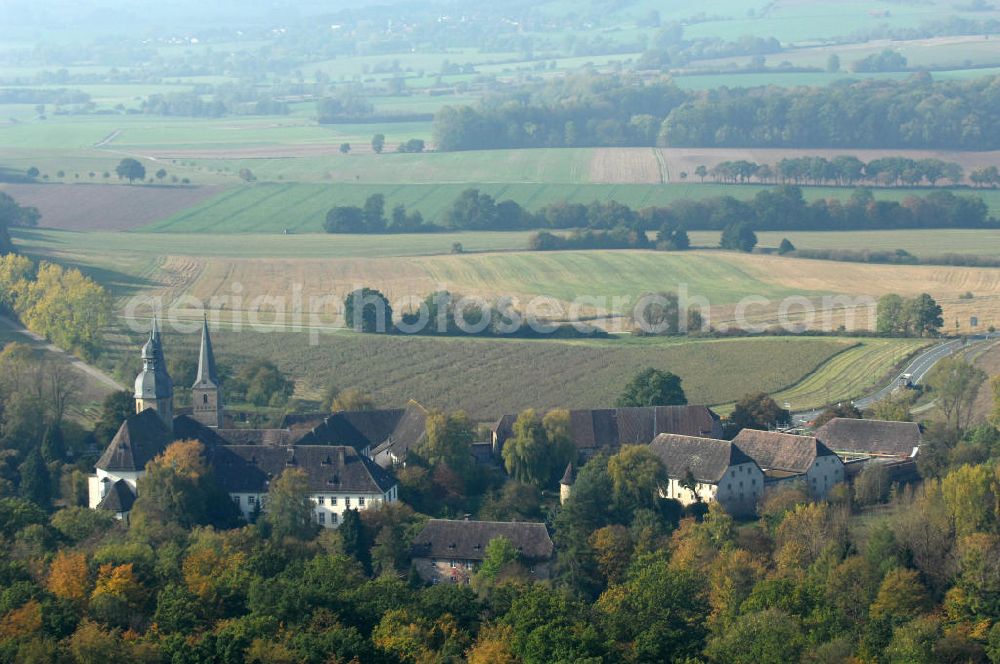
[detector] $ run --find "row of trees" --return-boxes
[324,186,997,236]
[434,73,1000,151]
[705,156,966,187]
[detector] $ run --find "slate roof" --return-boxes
[96,478,136,513]
[96,409,173,472]
[295,402,428,459]
[193,318,220,388]
[211,445,396,495]
[648,433,755,483]
[615,406,722,444]
[814,418,922,458]
[492,405,722,453]
[732,429,836,474]
[411,519,554,562]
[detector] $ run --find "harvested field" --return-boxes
[588,148,664,184]
[0,182,230,231]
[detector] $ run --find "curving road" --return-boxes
[792,335,995,424]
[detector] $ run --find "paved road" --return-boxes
[0,314,125,391]
[793,335,995,424]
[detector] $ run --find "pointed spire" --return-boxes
[194,316,220,388]
[560,462,575,486]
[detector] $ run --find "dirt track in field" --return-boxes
[0,183,230,230]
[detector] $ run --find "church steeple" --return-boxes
[134,317,173,429]
[191,317,224,428]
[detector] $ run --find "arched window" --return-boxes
[202,394,209,404]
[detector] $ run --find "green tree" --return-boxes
[607,445,667,515]
[706,608,805,663]
[501,408,575,487]
[905,293,943,337]
[339,142,351,154]
[777,238,796,255]
[371,133,385,154]
[476,536,520,585]
[18,448,51,509]
[616,367,687,407]
[344,287,393,333]
[826,53,841,72]
[93,391,134,445]
[420,410,475,479]
[362,193,386,232]
[324,205,364,233]
[265,468,319,541]
[941,464,996,535]
[596,551,709,662]
[730,392,790,430]
[720,222,757,252]
[114,158,145,184]
[339,507,371,573]
[231,360,294,407]
[154,168,167,182]
[927,356,987,430]
[877,293,908,336]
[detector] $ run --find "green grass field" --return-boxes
[138,181,1000,233]
[184,148,596,185]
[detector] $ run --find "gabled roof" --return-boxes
[299,401,429,461]
[492,405,722,452]
[649,433,755,483]
[616,406,722,444]
[96,409,173,472]
[96,478,136,513]
[814,418,922,457]
[211,445,396,495]
[411,519,554,562]
[733,429,836,474]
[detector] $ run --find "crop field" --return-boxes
[690,35,1000,72]
[16,228,1000,334]
[143,181,1000,233]
[145,328,867,420]
[767,338,932,412]
[0,183,229,230]
[688,229,1000,257]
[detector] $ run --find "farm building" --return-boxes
[732,429,845,499]
[89,320,399,526]
[647,433,764,516]
[815,418,922,459]
[410,519,554,584]
[491,405,722,460]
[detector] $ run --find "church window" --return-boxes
[203,394,208,404]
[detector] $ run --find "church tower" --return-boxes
[134,317,173,430]
[191,317,223,428]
